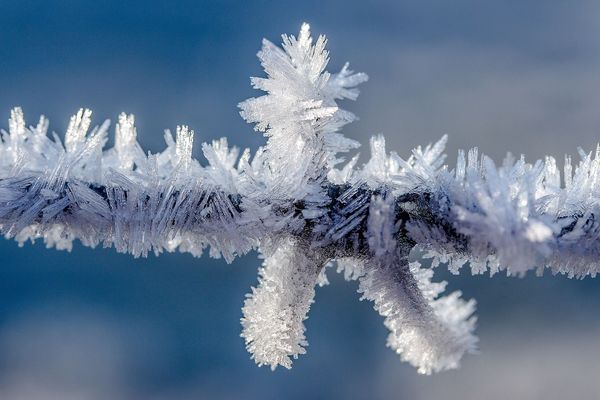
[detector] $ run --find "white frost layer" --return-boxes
[360,195,477,374]
[1,23,599,374]
[241,237,324,370]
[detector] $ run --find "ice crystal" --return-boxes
[0,23,598,374]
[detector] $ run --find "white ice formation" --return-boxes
[1,23,598,374]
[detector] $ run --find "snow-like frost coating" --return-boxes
[1,23,599,374]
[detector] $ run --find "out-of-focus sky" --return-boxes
[1,1,600,399]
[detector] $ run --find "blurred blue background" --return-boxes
[1,1,600,399]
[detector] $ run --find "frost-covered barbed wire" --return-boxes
[1,23,599,374]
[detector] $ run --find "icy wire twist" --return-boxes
[1,23,599,374]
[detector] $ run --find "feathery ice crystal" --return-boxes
[1,23,598,374]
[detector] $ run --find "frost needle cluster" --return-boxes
[1,24,599,374]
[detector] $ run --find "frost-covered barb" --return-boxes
[1,23,599,375]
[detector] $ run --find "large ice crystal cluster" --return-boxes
[1,23,599,374]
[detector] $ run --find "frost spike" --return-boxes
[114,113,137,171]
[65,108,92,154]
[175,125,194,167]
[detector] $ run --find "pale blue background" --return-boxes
[1,1,600,399]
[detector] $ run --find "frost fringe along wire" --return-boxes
[1,23,598,374]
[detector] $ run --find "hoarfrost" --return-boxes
[1,23,598,374]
